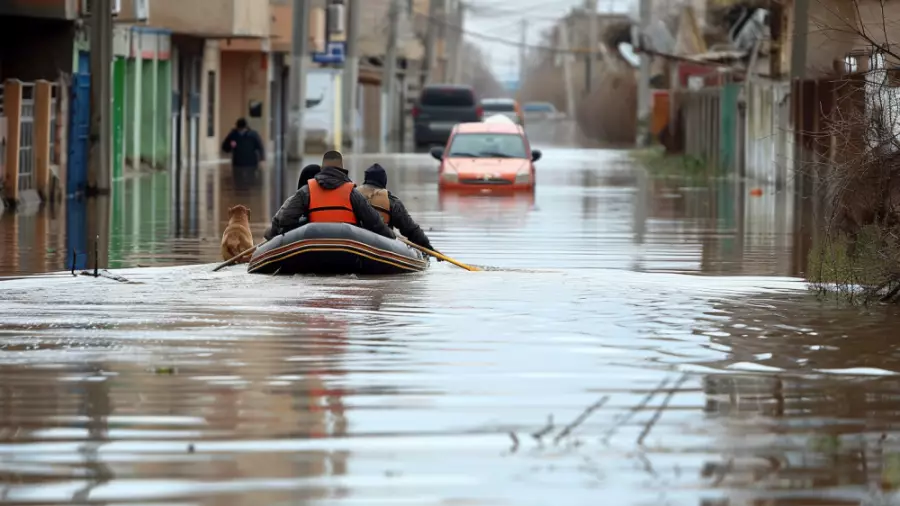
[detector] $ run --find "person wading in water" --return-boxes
[221,118,265,186]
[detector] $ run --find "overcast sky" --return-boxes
[464,0,636,83]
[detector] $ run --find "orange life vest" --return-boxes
[307,179,357,224]
[358,184,391,225]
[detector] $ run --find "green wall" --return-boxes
[124,59,137,168]
[719,83,740,175]
[140,60,155,166]
[156,60,172,167]
[113,57,126,181]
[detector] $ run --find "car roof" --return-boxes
[481,98,517,104]
[422,84,473,91]
[453,121,523,134]
[523,101,556,109]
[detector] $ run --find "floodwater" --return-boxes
[2,121,900,504]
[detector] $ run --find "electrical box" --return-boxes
[80,0,122,16]
[327,3,345,35]
[133,0,149,21]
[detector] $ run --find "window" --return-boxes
[447,133,528,159]
[482,101,515,112]
[420,87,475,107]
[523,102,556,113]
[206,70,215,137]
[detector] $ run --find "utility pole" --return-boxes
[423,0,440,86]
[519,19,528,87]
[790,0,809,79]
[586,0,598,93]
[636,0,652,147]
[289,0,310,161]
[87,0,113,195]
[559,20,576,119]
[343,0,360,148]
[452,1,464,84]
[382,0,400,152]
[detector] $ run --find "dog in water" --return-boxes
[221,205,254,263]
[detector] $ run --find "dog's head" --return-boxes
[228,205,250,218]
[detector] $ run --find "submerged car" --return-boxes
[412,84,483,148]
[430,118,541,191]
[522,101,564,121]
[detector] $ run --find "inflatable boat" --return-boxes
[247,222,428,275]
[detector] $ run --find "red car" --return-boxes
[430,118,541,192]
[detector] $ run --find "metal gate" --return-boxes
[68,51,91,197]
[17,83,35,193]
[1,84,5,191]
[50,84,59,166]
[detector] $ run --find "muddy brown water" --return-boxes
[2,124,900,504]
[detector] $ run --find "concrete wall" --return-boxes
[140,0,269,38]
[0,16,74,81]
[801,0,900,78]
[200,40,221,162]
[219,50,271,151]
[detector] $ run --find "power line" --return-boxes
[423,11,599,54]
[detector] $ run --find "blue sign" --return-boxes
[313,42,346,64]
[503,80,520,91]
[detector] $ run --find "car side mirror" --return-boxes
[531,149,542,162]
[430,147,444,160]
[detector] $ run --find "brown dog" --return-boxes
[221,205,254,263]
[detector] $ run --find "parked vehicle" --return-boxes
[480,98,524,126]
[412,84,483,148]
[430,119,540,192]
[522,101,564,121]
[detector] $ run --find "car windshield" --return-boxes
[447,133,528,159]
[482,102,515,112]
[420,88,475,107]
[524,102,555,112]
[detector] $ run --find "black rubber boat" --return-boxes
[247,222,428,275]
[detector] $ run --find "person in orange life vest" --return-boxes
[358,163,437,253]
[265,151,393,240]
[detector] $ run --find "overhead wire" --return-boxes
[422,11,595,54]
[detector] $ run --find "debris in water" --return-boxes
[508,431,519,453]
[531,415,554,443]
[154,367,177,375]
[187,443,195,453]
[554,395,610,445]
[78,269,133,283]
[636,373,688,446]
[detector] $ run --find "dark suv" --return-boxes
[412,84,483,148]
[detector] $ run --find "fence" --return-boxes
[680,88,721,171]
[0,84,5,197]
[50,83,59,166]
[17,83,35,194]
[744,81,792,186]
[2,79,60,205]
[673,80,796,186]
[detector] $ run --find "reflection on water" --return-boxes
[2,264,900,503]
[1,150,808,276]
[3,139,899,504]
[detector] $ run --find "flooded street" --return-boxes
[3,121,900,504]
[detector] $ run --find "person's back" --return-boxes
[265,151,394,240]
[359,163,436,252]
[357,183,391,225]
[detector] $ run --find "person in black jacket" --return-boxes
[297,164,321,190]
[222,118,265,185]
[358,163,437,253]
[263,151,393,241]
